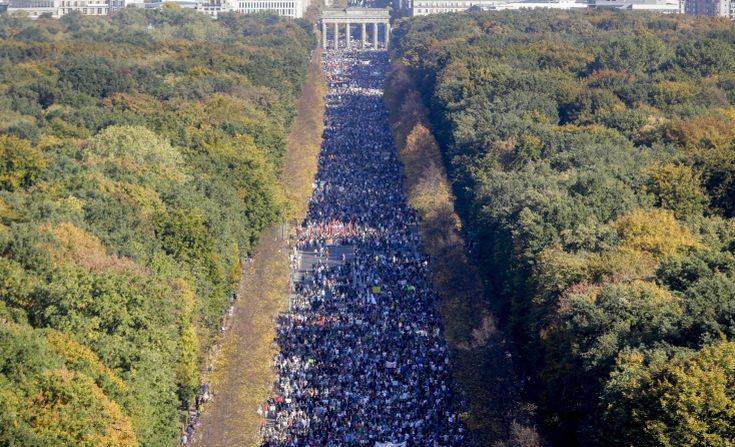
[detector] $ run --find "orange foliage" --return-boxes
[45,330,128,394]
[664,113,735,151]
[104,93,163,116]
[281,46,327,221]
[27,369,138,447]
[42,222,148,275]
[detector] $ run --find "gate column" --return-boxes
[320,9,390,52]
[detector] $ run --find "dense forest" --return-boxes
[392,10,735,447]
[0,9,313,446]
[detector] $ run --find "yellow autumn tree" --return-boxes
[0,135,47,191]
[614,208,701,258]
[25,369,138,447]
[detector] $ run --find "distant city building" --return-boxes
[484,0,586,10]
[589,0,681,12]
[411,0,587,14]
[408,0,680,15]
[199,0,227,17]
[58,0,125,16]
[4,0,309,18]
[410,0,491,15]
[684,0,728,16]
[147,0,310,17]
[234,0,310,18]
[7,0,60,17]
[7,0,127,17]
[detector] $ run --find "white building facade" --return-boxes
[409,0,680,14]
[411,0,491,15]
[6,0,58,17]
[6,0,128,17]
[3,0,309,18]
[589,0,680,12]
[484,0,587,11]
[58,0,124,16]
[234,0,308,18]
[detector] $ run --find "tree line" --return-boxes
[0,8,314,447]
[392,10,735,447]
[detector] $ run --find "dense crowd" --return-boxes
[260,49,465,446]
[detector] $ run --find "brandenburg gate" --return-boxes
[320,8,391,50]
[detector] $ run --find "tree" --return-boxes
[391,11,735,443]
[57,56,135,98]
[0,135,46,191]
[0,9,314,446]
[0,323,137,447]
[673,39,735,77]
[603,342,735,447]
[593,33,670,74]
[22,369,138,447]
[614,208,701,259]
[645,163,707,218]
[88,125,184,180]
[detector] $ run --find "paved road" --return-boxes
[261,48,465,446]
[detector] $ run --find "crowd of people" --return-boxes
[260,48,465,447]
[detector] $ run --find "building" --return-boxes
[320,7,391,48]
[409,0,680,14]
[147,0,311,18]
[410,0,489,15]
[5,0,310,18]
[484,0,587,10]
[58,0,125,16]
[684,0,729,16]
[411,0,586,14]
[198,0,227,17]
[589,0,681,12]
[7,0,59,17]
[7,0,127,17]
[234,0,310,18]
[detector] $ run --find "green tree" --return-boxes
[603,342,735,447]
[0,135,46,191]
[645,163,707,218]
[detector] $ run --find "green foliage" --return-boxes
[0,135,47,191]
[58,56,135,99]
[603,342,735,447]
[0,9,313,447]
[0,322,137,447]
[645,163,707,218]
[393,9,735,446]
[88,125,185,179]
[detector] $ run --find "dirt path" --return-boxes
[191,227,289,447]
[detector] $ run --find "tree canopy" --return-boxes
[393,9,735,446]
[0,9,314,447]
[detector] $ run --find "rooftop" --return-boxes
[321,7,390,19]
